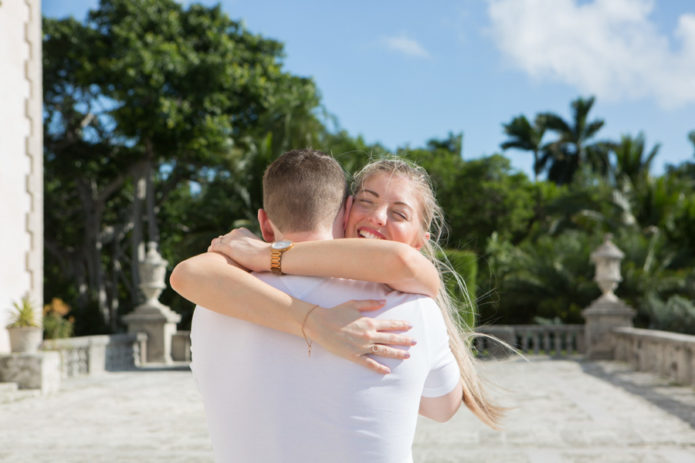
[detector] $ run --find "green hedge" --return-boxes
[440,249,477,328]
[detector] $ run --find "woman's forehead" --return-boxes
[360,172,419,204]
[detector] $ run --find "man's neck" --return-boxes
[275,230,332,243]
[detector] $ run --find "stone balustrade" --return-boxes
[613,327,695,387]
[171,331,191,362]
[41,333,148,378]
[474,324,585,357]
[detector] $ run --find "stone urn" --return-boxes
[6,295,43,353]
[8,326,43,353]
[123,241,181,363]
[582,235,635,359]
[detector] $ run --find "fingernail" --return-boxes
[411,340,417,345]
[404,353,410,359]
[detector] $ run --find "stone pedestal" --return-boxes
[123,302,180,364]
[0,351,61,393]
[171,331,192,362]
[582,293,635,359]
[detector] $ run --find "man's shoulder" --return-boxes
[381,291,439,313]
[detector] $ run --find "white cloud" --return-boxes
[487,0,695,108]
[383,34,430,58]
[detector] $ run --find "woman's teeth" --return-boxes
[359,230,382,239]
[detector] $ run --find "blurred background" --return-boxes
[39,0,695,339]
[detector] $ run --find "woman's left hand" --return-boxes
[208,228,270,272]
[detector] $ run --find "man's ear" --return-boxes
[257,209,276,242]
[343,196,354,231]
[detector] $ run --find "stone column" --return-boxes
[0,0,43,353]
[582,235,635,359]
[123,242,181,363]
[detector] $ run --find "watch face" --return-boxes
[271,240,293,250]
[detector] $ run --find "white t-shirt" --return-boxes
[191,274,460,463]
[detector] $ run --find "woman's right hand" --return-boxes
[304,299,416,375]
[208,228,270,272]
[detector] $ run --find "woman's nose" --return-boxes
[369,206,387,226]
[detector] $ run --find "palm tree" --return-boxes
[611,132,660,189]
[500,115,546,182]
[539,96,609,184]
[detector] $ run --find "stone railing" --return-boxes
[41,333,148,378]
[171,331,191,362]
[613,327,695,387]
[474,324,585,357]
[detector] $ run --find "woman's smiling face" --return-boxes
[346,172,428,249]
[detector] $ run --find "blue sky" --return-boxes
[43,0,695,177]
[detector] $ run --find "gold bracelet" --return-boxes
[301,304,320,357]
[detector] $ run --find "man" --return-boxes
[171,149,461,462]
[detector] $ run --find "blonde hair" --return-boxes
[352,157,504,429]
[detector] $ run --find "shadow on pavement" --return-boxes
[133,362,192,372]
[577,359,695,430]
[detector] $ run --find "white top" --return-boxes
[191,275,460,463]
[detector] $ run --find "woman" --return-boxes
[196,157,503,429]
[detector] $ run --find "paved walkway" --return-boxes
[1,358,694,462]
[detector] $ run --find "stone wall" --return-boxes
[613,327,695,387]
[0,0,43,352]
[42,333,148,378]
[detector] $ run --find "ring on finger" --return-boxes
[370,344,379,354]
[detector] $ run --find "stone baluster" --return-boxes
[553,330,562,354]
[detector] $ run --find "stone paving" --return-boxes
[1,357,694,462]
[413,358,695,462]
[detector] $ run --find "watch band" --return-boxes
[270,240,294,275]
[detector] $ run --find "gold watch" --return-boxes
[270,240,294,275]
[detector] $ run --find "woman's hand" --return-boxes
[208,228,270,272]
[304,299,416,375]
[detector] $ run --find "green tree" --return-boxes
[539,96,610,184]
[611,132,659,190]
[446,155,535,252]
[43,0,324,333]
[500,115,547,182]
[481,231,600,325]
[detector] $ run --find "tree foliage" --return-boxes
[43,0,323,333]
[43,2,695,335]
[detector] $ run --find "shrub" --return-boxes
[644,293,695,334]
[441,249,477,328]
[43,298,74,339]
[7,295,38,328]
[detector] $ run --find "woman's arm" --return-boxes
[170,251,416,374]
[419,381,463,422]
[210,230,440,297]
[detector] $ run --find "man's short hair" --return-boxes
[263,149,348,233]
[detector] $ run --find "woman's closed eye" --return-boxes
[392,210,409,221]
[357,198,374,206]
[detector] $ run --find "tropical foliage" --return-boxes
[43,0,695,335]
